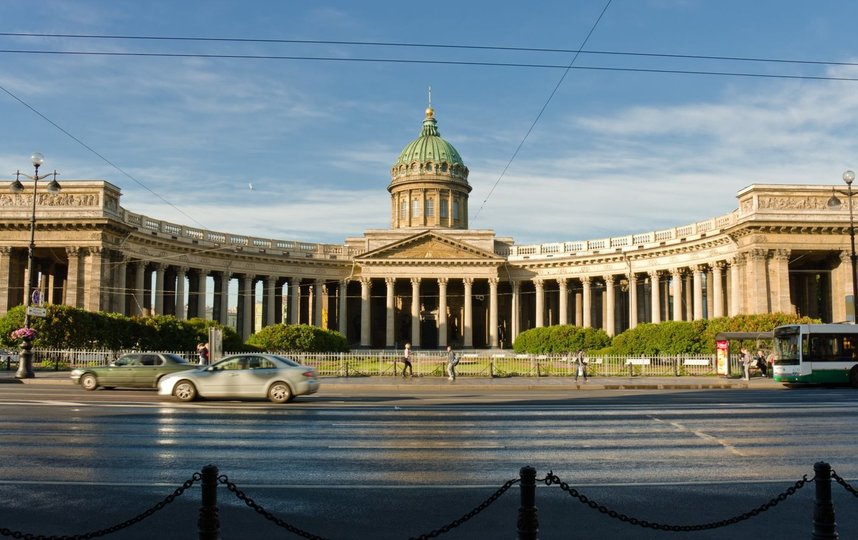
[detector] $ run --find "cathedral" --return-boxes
[0,105,851,349]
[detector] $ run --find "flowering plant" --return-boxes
[10,327,36,341]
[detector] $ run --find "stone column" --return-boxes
[649,271,661,324]
[771,249,793,314]
[290,279,301,325]
[604,275,615,337]
[692,265,704,320]
[582,276,592,328]
[410,277,421,347]
[534,278,545,328]
[153,263,166,315]
[113,254,127,316]
[712,262,724,318]
[84,247,105,312]
[338,280,348,338]
[385,277,395,347]
[628,274,638,329]
[746,249,769,314]
[360,278,371,347]
[175,266,187,320]
[558,278,568,325]
[574,289,583,326]
[489,278,499,348]
[314,279,325,328]
[463,277,473,348]
[197,269,209,320]
[132,259,146,315]
[671,268,683,321]
[241,274,255,338]
[511,280,520,342]
[0,247,12,313]
[438,278,448,348]
[262,276,277,326]
[218,272,230,325]
[729,257,743,316]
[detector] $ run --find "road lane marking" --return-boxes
[649,415,745,457]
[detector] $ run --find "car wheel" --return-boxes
[80,373,98,391]
[268,382,293,403]
[850,366,858,389]
[173,380,198,402]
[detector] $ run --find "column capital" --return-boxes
[65,246,81,257]
[488,277,499,286]
[410,276,421,286]
[462,277,474,286]
[533,277,544,288]
[648,270,661,279]
[0,246,11,256]
[748,248,768,261]
[360,277,372,287]
[385,277,396,285]
[437,277,449,286]
[175,265,189,275]
[773,248,791,260]
[603,274,615,285]
[713,260,726,270]
[581,276,592,285]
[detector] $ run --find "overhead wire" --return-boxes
[473,0,614,221]
[2,31,858,70]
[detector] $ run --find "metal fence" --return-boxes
[12,348,734,378]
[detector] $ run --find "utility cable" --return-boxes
[473,0,613,222]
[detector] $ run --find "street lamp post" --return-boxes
[9,152,61,378]
[827,170,858,322]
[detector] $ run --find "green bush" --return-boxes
[513,325,610,354]
[246,324,349,353]
[0,305,239,352]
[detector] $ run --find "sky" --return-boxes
[3,1,858,247]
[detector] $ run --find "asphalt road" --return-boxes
[0,383,856,539]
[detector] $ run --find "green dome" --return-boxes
[393,108,465,168]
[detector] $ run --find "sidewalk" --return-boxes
[0,370,779,391]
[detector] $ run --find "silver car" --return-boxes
[158,353,319,403]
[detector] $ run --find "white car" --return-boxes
[158,353,319,403]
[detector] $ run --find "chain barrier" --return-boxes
[831,469,858,498]
[0,473,201,540]
[541,471,811,532]
[218,474,330,540]
[408,478,520,540]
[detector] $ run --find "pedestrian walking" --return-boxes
[740,347,751,381]
[196,342,209,366]
[401,343,413,378]
[574,349,588,383]
[755,349,768,378]
[446,345,459,381]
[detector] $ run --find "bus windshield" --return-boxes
[773,329,800,366]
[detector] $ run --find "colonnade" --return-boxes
[0,241,831,348]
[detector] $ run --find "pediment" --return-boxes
[357,231,502,262]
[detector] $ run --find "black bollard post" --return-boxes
[198,464,220,540]
[811,461,838,540]
[517,466,538,540]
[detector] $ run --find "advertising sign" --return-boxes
[716,340,730,376]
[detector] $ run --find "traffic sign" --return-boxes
[26,306,47,317]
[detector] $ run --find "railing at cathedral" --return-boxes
[120,208,363,260]
[501,211,740,259]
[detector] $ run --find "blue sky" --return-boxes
[3,1,858,247]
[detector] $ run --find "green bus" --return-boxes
[773,324,858,387]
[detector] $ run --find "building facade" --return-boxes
[0,106,852,348]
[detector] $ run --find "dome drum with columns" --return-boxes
[0,105,853,350]
[388,106,471,230]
